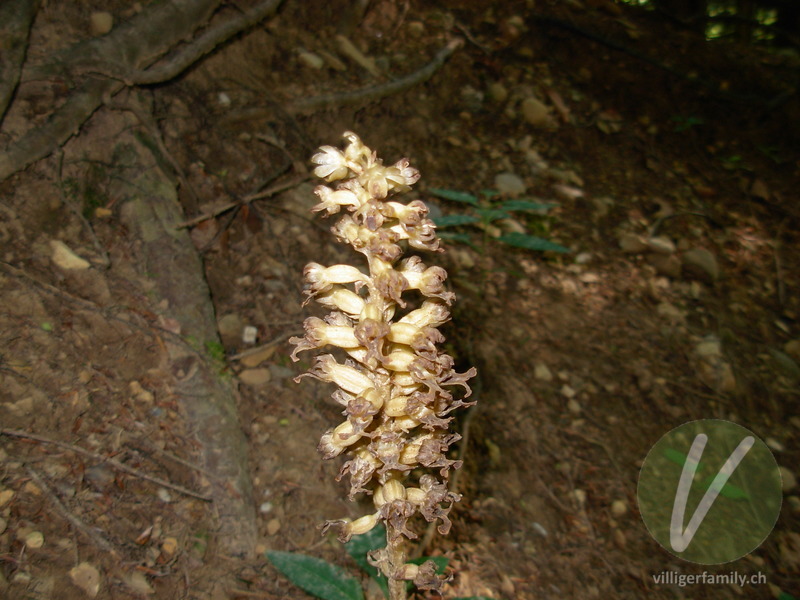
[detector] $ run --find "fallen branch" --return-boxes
[291,38,463,113]
[2,428,212,502]
[0,0,40,123]
[222,37,464,125]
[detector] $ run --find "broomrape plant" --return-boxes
[287,132,477,600]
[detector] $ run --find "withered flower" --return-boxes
[291,132,476,598]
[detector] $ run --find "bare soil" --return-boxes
[1,1,799,599]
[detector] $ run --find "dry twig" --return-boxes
[175,176,310,229]
[287,37,463,113]
[24,465,118,556]
[222,37,464,125]
[2,428,212,502]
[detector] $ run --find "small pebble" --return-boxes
[267,519,281,535]
[298,51,325,70]
[494,172,526,196]
[50,240,90,270]
[611,499,627,517]
[69,562,101,598]
[242,325,258,345]
[0,489,15,507]
[90,11,113,36]
[520,96,551,127]
[779,466,796,492]
[560,384,576,398]
[239,368,272,387]
[25,531,44,549]
[534,362,553,382]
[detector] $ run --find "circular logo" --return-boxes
[637,419,782,564]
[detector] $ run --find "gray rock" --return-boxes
[646,236,676,254]
[649,253,681,278]
[682,248,719,281]
[520,96,551,127]
[494,172,526,196]
[487,82,508,103]
[619,232,648,253]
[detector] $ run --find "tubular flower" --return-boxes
[312,185,361,215]
[291,132,476,594]
[310,145,349,181]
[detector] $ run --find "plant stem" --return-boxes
[387,524,407,600]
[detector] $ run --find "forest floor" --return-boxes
[1,1,799,599]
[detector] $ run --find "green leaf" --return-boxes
[664,447,694,468]
[664,448,749,500]
[499,200,556,213]
[699,474,749,500]
[345,525,388,598]
[476,208,510,223]
[438,231,473,244]
[433,214,481,228]
[266,551,364,600]
[497,233,570,253]
[428,188,479,206]
[453,597,497,600]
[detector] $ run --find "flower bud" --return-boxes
[316,288,365,315]
[381,478,406,503]
[349,512,379,535]
[405,487,427,505]
[381,348,417,372]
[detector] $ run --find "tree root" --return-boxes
[0,0,40,124]
[112,136,258,559]
[0,0,284,183]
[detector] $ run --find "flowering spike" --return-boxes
[292,132,476,596]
